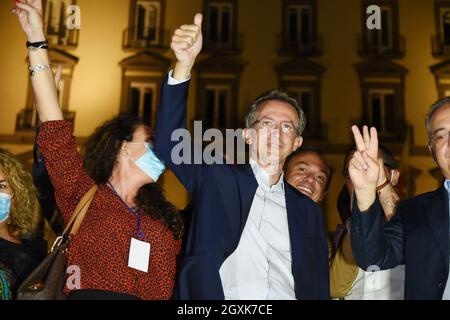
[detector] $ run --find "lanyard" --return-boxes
[107,182,145,240]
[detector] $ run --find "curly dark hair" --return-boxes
[83,114,183,240]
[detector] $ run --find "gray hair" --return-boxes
[426,97,450,143]
[244,90,306,136]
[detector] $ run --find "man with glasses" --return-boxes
[349,97,450,299]
[330,146,405,300]
[154,14,329,299]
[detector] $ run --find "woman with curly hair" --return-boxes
[12,0,183,300]
[0,149,46,296]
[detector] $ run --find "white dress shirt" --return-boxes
[345,265,405,300]
[219,159,296,300]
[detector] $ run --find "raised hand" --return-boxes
[12,0,46,42]
[349,126,380,211]
[171,13,203,80]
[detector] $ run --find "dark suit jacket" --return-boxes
[154,76,329,300]
[351,186,449,299]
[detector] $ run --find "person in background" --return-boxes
[0,262,15,300]
[284,148,335,259]
[330,145,405,299]
[284,148,332,204]
[0,148,47,297]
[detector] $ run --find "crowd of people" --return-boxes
[2,0,450,300]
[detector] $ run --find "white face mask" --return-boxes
[0,192,11,224]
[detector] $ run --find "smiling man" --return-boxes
[284,148,331,203]
[154,13,329,300]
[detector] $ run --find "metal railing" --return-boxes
[123,27,171,50]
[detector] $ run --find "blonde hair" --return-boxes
[0,148,39,239]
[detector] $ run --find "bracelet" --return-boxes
[28,64,53,77]
[376,178,390,193]
[28,45,49,51]
[26,40,49,51]
[26,40,48,48]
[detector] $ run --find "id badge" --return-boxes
[128,237,150,273]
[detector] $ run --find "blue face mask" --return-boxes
[0,193,11,224]
[126,142,166,182]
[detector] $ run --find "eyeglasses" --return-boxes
[253,118,296,134]
[431,131,450,146]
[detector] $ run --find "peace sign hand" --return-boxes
[349,125,380,211]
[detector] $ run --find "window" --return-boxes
[287,5,312,45]
[275,58,325,140]
[119,51,172,125]
[195,56,244,131]
[124,0,166,50]
[44,0,79,48]
[286,87,313,126]
[203,0,238,52]
[440,8,450,44]
[355,58,408,142]
[130,83,157,127]
[207,3,232,44]
[368,89,396,134]
[204,85,231,129]
[360,0,403,58]
[433,1,450,57]
[281,0,320,56]
[134,1,161,44]
[367,6,393,50]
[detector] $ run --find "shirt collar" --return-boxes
[249,158,284,193]
[444,180,450,193]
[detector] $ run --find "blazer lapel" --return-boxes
[425,186,449,271]
[284,184,314,280]
[233,164,258,236]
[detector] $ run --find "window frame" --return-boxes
[127,0,166,49]
[360,0,402,58]
[281,0,319,56]
[43,0,80,48]
[202,0,238,52]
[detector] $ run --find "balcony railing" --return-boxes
[46,28,80,48]
[357,33,405,58]
[431,35,450,57]
[278,34,323,56]
[203,33,243,54]
[123,27,171,50]
[16,109,75,131]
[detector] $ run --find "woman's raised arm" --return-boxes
[13,0,63,122]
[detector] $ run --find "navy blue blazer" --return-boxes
[351,186,449,299]
[154,77,330,300]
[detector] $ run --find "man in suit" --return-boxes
[154,14,329,300]
[349,97,450,299]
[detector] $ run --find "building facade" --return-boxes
[0,0,446,230]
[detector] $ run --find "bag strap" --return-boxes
[62,184,98,237]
